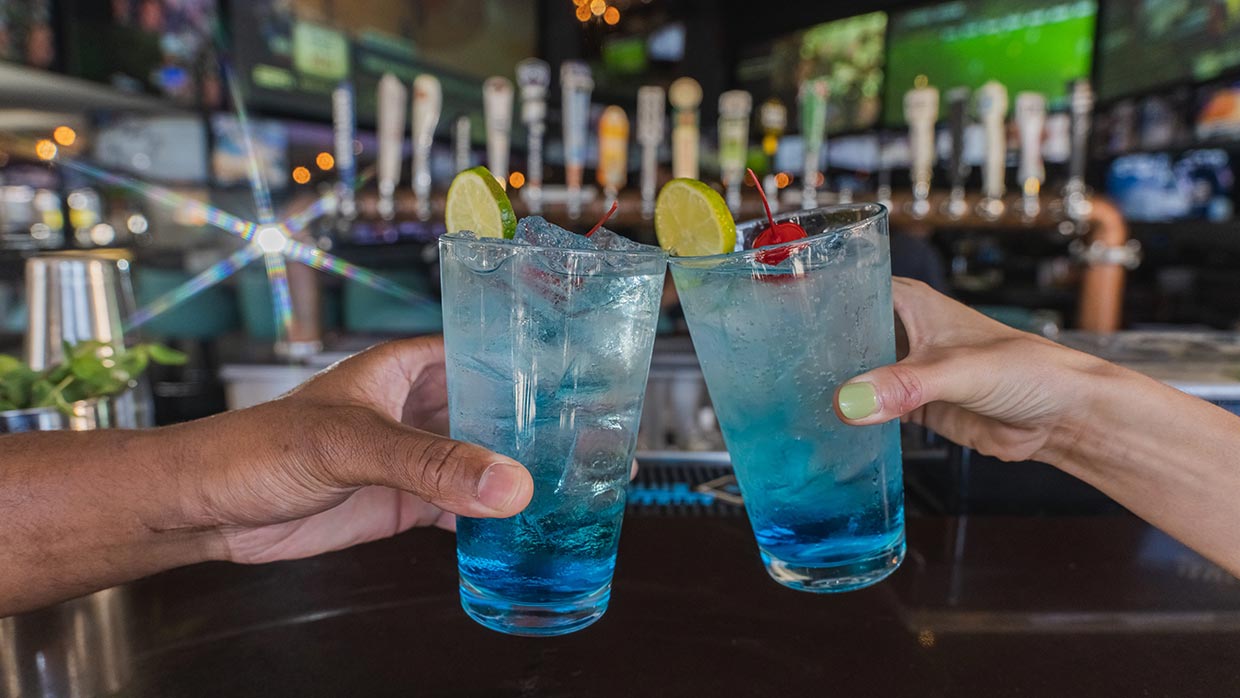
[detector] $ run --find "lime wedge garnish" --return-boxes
[654,179,737,256]
[445,166,517,239]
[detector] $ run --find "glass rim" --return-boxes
[667,202,888,267]
[439,231,669,262]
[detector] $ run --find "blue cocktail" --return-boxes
[668,204,904,592]
[440,218,666,635]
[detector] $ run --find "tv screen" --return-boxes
[231,0,536,123]
[63,0,221,107]
[735,12,887,135]
[884,0,1097,125]
[1097,0,1240,102]
[0,0,56,70]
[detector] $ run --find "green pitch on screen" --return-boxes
[884,0,1097,125]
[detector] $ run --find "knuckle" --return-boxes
[407,437,471,502]
[885,365,925,413]
[304,403,375,483]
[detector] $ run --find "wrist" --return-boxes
[1033,347,1133,471]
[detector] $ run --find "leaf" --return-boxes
[144,344,188,366]
[0,355,22,376]
[30,379,56,408]
[0,400,15,412]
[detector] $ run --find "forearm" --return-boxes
[0,426,221,616]
[1050,365,1240,575]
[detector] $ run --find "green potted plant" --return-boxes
[0,341,186,433]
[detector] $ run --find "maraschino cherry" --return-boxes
[747,168,806,265]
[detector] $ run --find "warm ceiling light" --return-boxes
[292,166,311,184]
[508,171,526,189]
[315,152,335,170]
[53,126,76,147]
[575,4,591,20]
[590,0,606,17]
[35,139,57,160]
[604,6,620,24]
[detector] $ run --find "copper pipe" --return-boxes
[1076,197,1128,333]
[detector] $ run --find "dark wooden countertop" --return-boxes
[10,512,1239,697]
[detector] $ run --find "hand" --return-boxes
[181,337,534,564]
[833,278,1116,463]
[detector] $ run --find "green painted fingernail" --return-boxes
[838,383,877,420]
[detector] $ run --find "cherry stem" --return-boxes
[585,200,619,237]
[748,168,776,232]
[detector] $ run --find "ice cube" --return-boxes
[442,230,526,272]
[588,226,642,251]
[516,216,598,250]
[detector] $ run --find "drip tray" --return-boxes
[628,455,744,518]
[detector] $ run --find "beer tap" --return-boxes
[1015,91,1047,220]
[799,77,829,209]
[483,76,514,188]
[516,58,551,215]
[1064,79,1095,228]
[718,90,752,214]
[331,82,357,227]
[758,98,787,212]
[636,85,665,219]
[903,84,939,219]
[411,74,442,222]
[976,80,1009,221]
[376,73,407,221]
[669,77,702,180]
[453,115,472,173]
[876,133,893,211]
[944,87,970,220]
[597,106,629,202]
[561,60,594,220]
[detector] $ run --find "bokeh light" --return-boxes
[53,126,76,147]
[590,0,606,17]
[35,139,57,160]
[575,4,591,21]
[774,172,791,189]
[604,6,620,24]
[508,171,526,189]
[315,152,335,170]
[292,166,311,184]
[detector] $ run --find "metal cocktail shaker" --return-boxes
[18,251,151,429]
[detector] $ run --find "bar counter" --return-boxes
[10,509,1239,697]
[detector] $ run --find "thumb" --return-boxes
[834,361,957,426]
[331,410,534,518]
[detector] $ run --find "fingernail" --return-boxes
[838,382,878,420]
[477,462,526,512]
